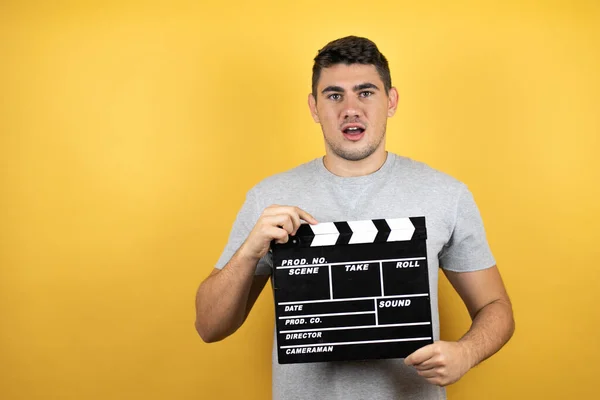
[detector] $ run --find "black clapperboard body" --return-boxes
[271,217,434,364]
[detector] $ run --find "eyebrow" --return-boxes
[321,82,380,94]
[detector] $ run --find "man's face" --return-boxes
[308,63,398,162]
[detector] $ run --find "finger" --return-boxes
[424,377,446,387]
[258,218,292,246]
[413,356,443,370]
[416,367,441,379]
[263,215,294,235]
[294,207,318,225]
[262,205,284,217]
[414,360,439,371]
[266,226,290,244]
[261,206,317,227]
[286,209,302,235]
[405,345,436,366]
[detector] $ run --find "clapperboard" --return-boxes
[271,216,433,364]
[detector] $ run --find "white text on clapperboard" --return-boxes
[278,256,430,355]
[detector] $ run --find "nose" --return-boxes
[342,96,361,119]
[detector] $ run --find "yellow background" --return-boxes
[1,1,599,399]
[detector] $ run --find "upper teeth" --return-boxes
[347,127,359,131]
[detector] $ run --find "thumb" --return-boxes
[404,344,436,366]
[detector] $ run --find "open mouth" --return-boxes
[342,125,366,141]
[343,126,365,135]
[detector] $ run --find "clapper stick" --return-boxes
[271,216,434,364]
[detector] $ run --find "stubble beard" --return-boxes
[325,126,387,162]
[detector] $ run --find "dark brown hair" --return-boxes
[312,36,392,98]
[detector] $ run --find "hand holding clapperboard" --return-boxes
[271,216,434,364]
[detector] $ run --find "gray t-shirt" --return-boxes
[215,152,496,400]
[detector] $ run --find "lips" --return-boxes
[341,123,366,141]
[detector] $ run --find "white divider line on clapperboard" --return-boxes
[328,266,333,300]
[374,299,378,325]
[280,321,432,334]
[275,257,426,269]
[278,293,429,306]
[278,311,375,320]
[280,337,433,349]
[379,262,384,296]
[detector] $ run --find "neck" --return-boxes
[323,149,388,177]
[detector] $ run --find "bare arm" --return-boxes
[194,205,317,343]
[194,256,270,343]
[405,265,515,386]
[446,265,515,367]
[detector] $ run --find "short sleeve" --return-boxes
[439,185,496,272]
[214,188,273,276]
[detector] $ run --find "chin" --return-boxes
[336,148,377,162]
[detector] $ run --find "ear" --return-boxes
[308,93,320,123]
[387,87,399,117]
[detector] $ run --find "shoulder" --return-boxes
[390,152,466,193]
[248,158,320,195]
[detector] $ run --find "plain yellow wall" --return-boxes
[1,1,599,399]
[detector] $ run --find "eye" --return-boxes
[359,91,374,98]
[327,93,342,101]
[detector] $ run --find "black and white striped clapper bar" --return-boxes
[271,216,433,364]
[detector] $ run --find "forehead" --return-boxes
[317,64,383,91]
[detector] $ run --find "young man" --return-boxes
[195,36,515,399]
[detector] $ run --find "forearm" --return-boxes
[459,299,515,368]
[195,247,258,342]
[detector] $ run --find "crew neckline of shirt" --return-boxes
[313,152,396,185]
